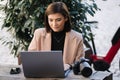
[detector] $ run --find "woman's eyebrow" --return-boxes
[48,17,62,20]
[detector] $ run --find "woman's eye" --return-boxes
[56,18,61,21]
[49,19,53,22]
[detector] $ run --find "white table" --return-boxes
[0,64,112,80]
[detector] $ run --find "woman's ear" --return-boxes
[65,18,68,21]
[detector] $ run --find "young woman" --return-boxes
[28,2,85,65]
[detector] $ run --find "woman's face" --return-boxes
[48,13,67,32]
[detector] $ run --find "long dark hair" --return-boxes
[44,2,72,32]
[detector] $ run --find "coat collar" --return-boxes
[43,30,75,51]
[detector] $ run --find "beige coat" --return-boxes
[28,28,84,64]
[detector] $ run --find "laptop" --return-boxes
[20,51,67,78]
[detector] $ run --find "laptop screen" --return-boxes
[20,51,65,78]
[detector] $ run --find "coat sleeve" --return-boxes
[75,35,85,61]
[28,29,41,51]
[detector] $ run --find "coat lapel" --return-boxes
[63,30,75,63]
[64,30,75,52]
[42,32,51,50]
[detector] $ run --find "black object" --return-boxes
[112,27,120,45]
[93,60,110,71]
[10,67,21,74]
[72,58,92,77]
[84,21,98,55]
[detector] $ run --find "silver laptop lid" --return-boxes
[20,51,65,78]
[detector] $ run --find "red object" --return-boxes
[104,39,120,64]
[91,55,104,62]
[91,39,120,64]
[90,27,120,71]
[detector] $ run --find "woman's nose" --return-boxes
[53,21,57,26]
